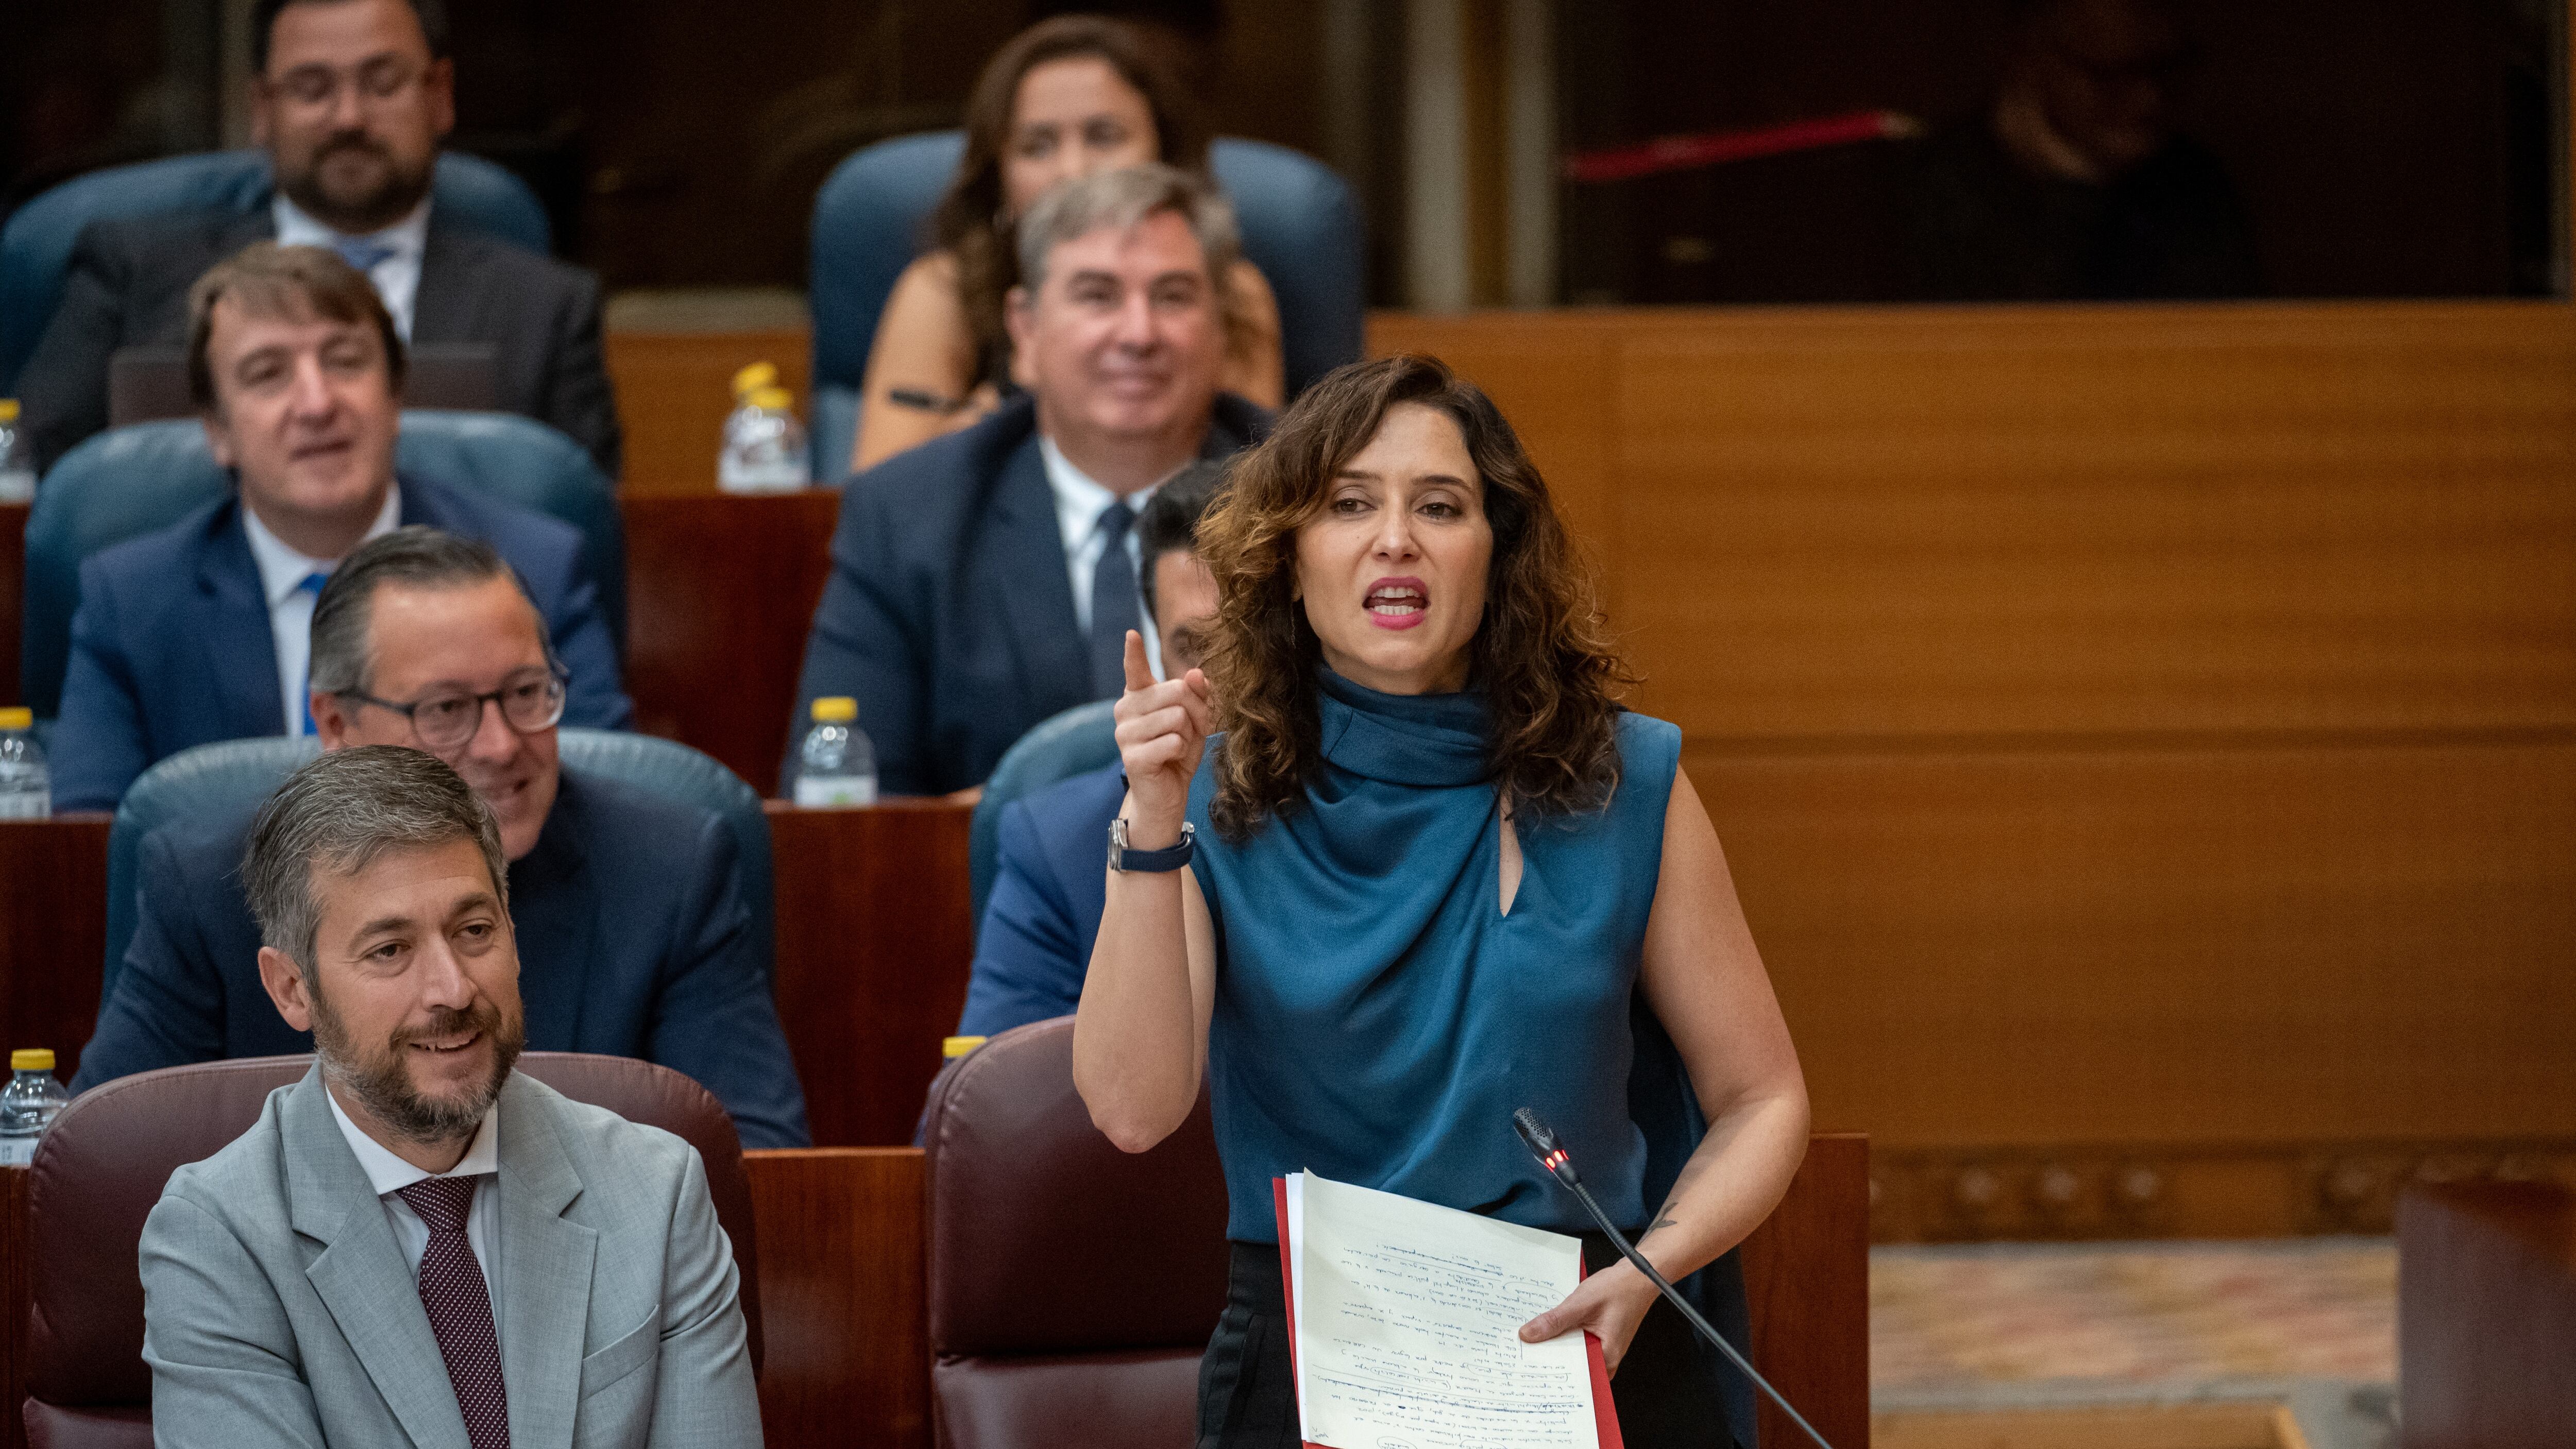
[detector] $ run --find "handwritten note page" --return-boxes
[1290,1171,1601,1449]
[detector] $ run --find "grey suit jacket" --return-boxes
[139,1067,759,1449]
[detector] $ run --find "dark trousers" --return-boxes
[1197,1238,1742,1448]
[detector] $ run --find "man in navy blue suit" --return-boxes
[955,461,1226,1037]
[788,164,1266,797]
[75,526,809,1148]
[49,242,626,812]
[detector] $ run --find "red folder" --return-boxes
[1272,1177,1624,1449]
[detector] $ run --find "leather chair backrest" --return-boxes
[805,131,1363,480]
[22,1052,760,1448]
[922,1017,1228,1449]
[966,698,1119,936]
[0,149,548,393]
[20,411,624,717]
[101,730,770,1012]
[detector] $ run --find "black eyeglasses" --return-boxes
[337,665,567,750]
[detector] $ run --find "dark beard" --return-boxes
[311,988,525,1148]
[277,131,433,234]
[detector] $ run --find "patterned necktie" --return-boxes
[395,1175,511,1449]
[294,571,329,736]
[333,237,398,274]
[1088,499,1142,698]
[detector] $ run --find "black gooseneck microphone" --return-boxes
[1514,1107,1837,1449]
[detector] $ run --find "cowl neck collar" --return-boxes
[1316,667,1492,789]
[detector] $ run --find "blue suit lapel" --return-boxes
[195,501,290,737]
[506,772,599,1048]
[987,437,1091,710]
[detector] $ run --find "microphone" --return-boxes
[1513,1107,1836,1449]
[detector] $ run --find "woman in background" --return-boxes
[1075,355,1809,1448]
[849,14,1283,473]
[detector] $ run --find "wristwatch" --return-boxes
[1108,817,1196,873]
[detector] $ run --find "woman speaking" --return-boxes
[1074,355,1809,1448]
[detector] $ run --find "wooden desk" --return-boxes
[767,802,973,1148]
[2398,1180,2576,1449]
[0,818,109,1082]
[622,491,839,796]
[0,803,969,1149]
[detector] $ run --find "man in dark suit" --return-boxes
[957,461,1225,1037]
[789,163,1267,797]
[50,242,628,813]
[77,526,810,1150]
[16,0,620,475]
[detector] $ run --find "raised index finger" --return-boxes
[1121,629,1155,694]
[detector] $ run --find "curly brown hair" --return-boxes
[1196,355,1635,839]
[933,15,1210,392]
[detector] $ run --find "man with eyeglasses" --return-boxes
[48,242,629,814]
[17,0,621,475]
[73,525,813,1150]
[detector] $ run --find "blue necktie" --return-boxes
[333,237,397,274]
[1088,500,1142,698]
[295,571,329,735]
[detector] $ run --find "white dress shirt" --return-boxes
[325,1085,504,1335]
[273,195,433,340]
[241,487,401,733]
[1038,436,1165,679]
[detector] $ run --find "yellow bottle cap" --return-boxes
[0,707,32,730]
[811,696,857,723]
[11,1049,54,1072]
[0,399,19,423]
[747,386,795,412]
[731,362,777,397]
[942,1036,986,1059]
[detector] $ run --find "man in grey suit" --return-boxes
[139,745,760,1448]
[18,0,620,475]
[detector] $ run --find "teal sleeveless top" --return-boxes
[1185,668,1683,1241]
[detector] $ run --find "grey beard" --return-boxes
[311,990,523,1148]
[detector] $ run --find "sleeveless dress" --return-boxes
[1183,670,1748,1448]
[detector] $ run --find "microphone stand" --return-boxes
[1515,1107,1837,1449]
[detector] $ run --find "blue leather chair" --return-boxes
[806,133,1365,479]
[1,150,548,393]
[19,410,624,718]
[101,729,773,1010]
[966,697,1119,937]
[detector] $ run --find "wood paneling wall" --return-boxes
[1371,303,2576,1238]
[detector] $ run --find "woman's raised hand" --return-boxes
[1113,629,1213,843]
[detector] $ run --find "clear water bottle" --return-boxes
[719,384,810,493]
[0,707,45,820]
[0,1049,70,1166]
[792,696,877,806]
[0,399,35,503]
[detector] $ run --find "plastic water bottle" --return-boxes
[0,707,45,820]
[0,1050,70,1167]
[0,399,35,503]
[719,383,810,493]
[792,696,877,806]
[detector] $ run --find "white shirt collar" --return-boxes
[273,193,432,264]
[325,1082,501,1197]
[241,485,403,607]
[1038,435,1169,543]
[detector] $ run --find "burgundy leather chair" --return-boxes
[923,1017,1231,1449]
[21,1053,763,1449]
